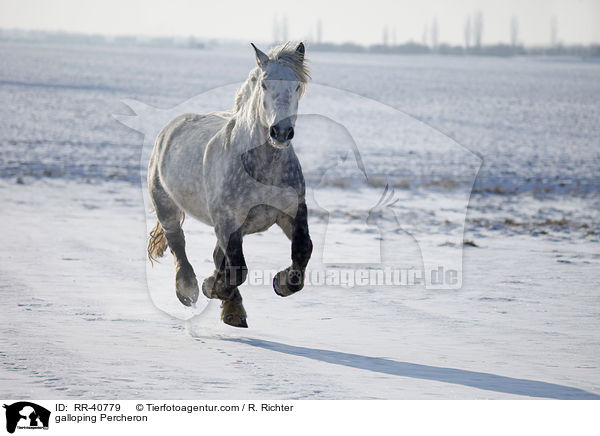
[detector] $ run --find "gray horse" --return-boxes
[147,42,313,328]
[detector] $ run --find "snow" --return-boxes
[1,179,598,399]
[1,41,599,399]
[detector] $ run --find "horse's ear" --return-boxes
[295,42,305,62]
[251,43,269,70]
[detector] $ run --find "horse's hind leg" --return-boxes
[202,242,248,328]
[274,202,313,296]
[149,177,199,306]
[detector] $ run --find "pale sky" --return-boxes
[1,0,599,46]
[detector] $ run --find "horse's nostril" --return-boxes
[270,124,293,143]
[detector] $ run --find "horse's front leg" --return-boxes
[274,202,313,297]
[202,226,248,328]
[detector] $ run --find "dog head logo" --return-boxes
[3,402,50,433]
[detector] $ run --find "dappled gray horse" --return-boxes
[147,42,312,328]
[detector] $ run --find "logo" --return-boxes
[3,402,50,433]
[115,80,481,320]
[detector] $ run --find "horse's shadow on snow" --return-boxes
[221,337,598,399]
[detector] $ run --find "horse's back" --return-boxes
[156,112,229,157]
[151,112,230,224]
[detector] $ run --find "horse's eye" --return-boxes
[261,82,267,91]
[296,84,301,92]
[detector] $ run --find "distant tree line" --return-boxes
[308,41,600,58]
[306,11,599,58]
[2,28,599,58]
[0,28,207,49]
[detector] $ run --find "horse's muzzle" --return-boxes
[269,120,294,146]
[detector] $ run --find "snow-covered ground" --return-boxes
[1,179,598,399]
[1,42,599,399]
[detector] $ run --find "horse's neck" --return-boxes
[233,120,285,169]
[231,91,288,177]
[230,86,268,153]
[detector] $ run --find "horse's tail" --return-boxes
[147,221,168,263]
[147,212,185,263]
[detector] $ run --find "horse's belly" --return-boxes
[180,198,213,226]
[158,113,226,227]
[242,205,280,235]
[160,160,212,225]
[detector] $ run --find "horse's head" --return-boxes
[251,42,309,149]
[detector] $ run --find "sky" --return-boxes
[1,0,599,46]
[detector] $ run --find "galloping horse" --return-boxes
[147,42,313,328]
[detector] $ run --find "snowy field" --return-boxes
[1,41,599,399]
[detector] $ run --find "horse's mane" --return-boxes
[233,42,310,113]
[267,42,311,84]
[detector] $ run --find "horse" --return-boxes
[146,42,313,328]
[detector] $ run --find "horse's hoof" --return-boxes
[273,268,304,297]
[221,298,248,328]
[202,276,219,299]
[176,291,196,307]
[273,276,285,297]
[223,314,248,328]
[203,275,237,300]
[176,275,199,306]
